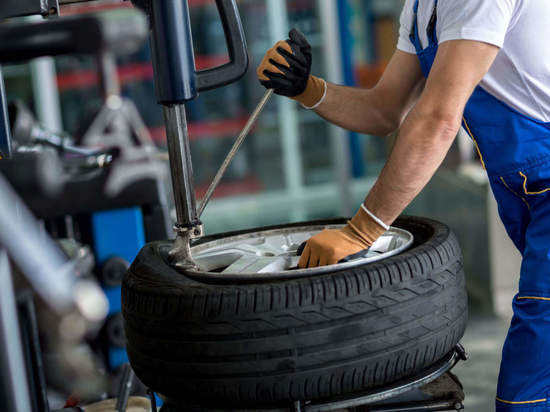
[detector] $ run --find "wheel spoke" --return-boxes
[193,250,243,272]
[221,254,292,274]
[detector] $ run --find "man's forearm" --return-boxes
[364,108,460,224]
[313,83,397,136]
[362,40,499,226]
[311,50,425,136]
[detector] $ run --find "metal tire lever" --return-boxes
[197,88,274,217]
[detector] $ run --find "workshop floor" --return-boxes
[453,316,510,412]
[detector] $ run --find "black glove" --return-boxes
[257,29,312,97]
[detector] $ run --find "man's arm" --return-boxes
[365,40,499,223]
[314,50,425,136]
[257,31,424,137]
[298,39,500,268]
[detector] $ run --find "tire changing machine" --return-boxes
[159,346,467,412]
[141,0,469,411]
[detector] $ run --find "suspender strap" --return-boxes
[427,0,438,44]
[409,0,423,54]
[409,0,438,53]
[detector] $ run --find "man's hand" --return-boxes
[256,29,326,108]
[298,205,387,268]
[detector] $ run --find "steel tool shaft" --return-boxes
[197,88,273,217]
[163,104,200,231]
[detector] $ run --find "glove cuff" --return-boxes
[343,205,388,247]
[293,76,326,108]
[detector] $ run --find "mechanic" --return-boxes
[257,0,550,410]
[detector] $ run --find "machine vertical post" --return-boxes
[0,67,12,158]
[162,104,201,231]
[148,0,248,267]
[0,249,32,412]
[149,0,202,268]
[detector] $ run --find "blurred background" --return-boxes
[2,1,521,410]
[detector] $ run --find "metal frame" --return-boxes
[303,346,466,412]
[29,36,63,132]
[0,68,12,158]
[158,345,467,412]
[0,249,33,412]
[0,172,113,406]
[0,9,174,406]
[17,290,49,412]
[0,0,58,19]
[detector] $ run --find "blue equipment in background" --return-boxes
[92,207,146,370]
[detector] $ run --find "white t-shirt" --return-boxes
[397,0,550,123]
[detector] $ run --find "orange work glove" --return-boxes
[298,205,389,268]
[256,28,326,108]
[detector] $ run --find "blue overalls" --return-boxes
[410,0,550,409]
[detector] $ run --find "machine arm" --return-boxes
[146,0,249,269]
[150,0,248,104]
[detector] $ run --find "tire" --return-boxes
[122,216,467,408]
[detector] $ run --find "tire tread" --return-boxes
[122,217,467,407]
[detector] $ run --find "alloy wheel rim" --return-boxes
[183,224,414,280]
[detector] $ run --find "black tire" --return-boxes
[122,216,467,408]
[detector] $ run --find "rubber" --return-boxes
[122,216,467,408]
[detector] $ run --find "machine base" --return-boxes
[155,344,467,412]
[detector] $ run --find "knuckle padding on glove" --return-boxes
[264,66,285,77]
[270,51,290,67]
[272,52,308,79]
[263,71,290,81]
[277,47,306,67]
[268,59,291,74]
